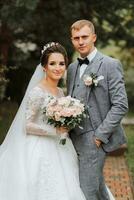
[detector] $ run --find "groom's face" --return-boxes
[71,25,97,58]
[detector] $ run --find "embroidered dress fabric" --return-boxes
[0,85,86,200]
[25,86,87,200]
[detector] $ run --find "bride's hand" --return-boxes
[56,127,68,134]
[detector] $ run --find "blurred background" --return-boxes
[0,0,134,181]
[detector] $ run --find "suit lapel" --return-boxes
[82,52,104,77]
[68,52,104,99]
[84,52,104,101]
[69,61,79,96]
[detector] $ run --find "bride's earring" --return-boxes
[43,67,46,72]
[43,67,47,78]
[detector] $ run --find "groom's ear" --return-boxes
[93,33,97,43]
[71,36,73,42]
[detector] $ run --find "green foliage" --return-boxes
[120,49,134,110]
[124,126,134,180]
[125,69,134,110]
[0,0,134,102]
[1,0,134,60]
[15,0,39,10]
[47,113,85,130]
[0,101,18,144]
[0,65,8,101]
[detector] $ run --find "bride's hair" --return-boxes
[40,42,68,67]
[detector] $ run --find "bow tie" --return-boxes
[77,57,89,66]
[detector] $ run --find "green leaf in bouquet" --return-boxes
[59,138,66,145]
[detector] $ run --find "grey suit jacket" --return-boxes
[67,51,128,152]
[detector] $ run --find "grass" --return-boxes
[126,112,134,118]
[124,126,134,180]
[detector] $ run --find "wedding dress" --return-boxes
[0,65,115,200]
[25,85,88,200]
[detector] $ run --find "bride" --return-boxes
[0,42,115,200]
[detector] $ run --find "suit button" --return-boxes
[77,84,79,87]
[89,105,92,108]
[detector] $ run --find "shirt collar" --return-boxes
[78,48,97,63]
[87,47,97,62]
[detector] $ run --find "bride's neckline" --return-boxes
[37,84,60,97]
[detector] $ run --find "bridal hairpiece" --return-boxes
[41,42,58,54]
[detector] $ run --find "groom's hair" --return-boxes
[40,42,68,67]
[70,19,95,34]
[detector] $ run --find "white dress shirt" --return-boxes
[79,48,97,78]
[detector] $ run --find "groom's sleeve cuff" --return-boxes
[94,131,109,144]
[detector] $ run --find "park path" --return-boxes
[104,155,134,200]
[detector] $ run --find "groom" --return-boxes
[67,19,128,200]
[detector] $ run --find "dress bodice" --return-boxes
[25,86,64,136]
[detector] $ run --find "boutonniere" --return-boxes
[83,73,104,87]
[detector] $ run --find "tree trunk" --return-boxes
[0,23,12,65]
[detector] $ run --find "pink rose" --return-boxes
[84,76,93,86]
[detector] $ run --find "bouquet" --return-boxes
[44,96,85,145]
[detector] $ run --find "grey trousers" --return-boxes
[70,131,110,200]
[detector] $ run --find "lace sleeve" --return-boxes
[58,87,65,97]
[25,87,58,136]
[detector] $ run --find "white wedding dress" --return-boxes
[0,86,86,200]
[0,65,115,200]
[25,85,87,200]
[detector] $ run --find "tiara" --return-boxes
[41,42,58,54]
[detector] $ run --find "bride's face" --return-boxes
[45,53,66,81]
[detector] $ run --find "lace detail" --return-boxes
[26,87,45,120]
[35,152,69,200]
[25,86,57,136]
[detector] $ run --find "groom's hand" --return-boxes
[94,137,102,147]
